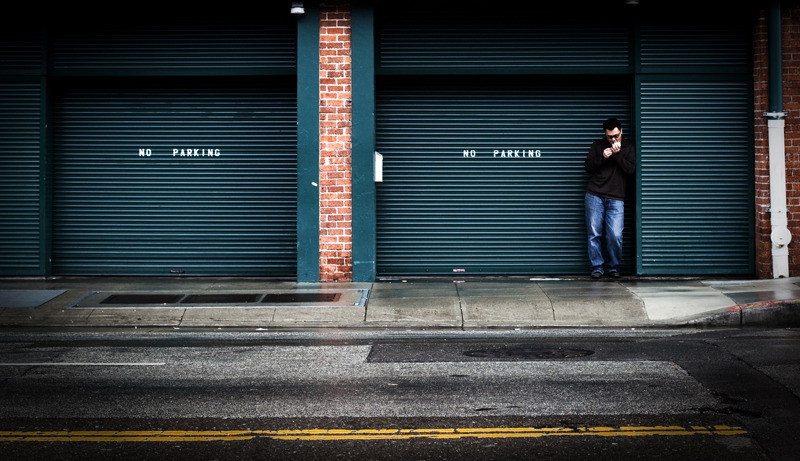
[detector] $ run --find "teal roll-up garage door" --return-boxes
[52,79,297,276]
[638,78,753,274]
[0,80,43,275]
[376,76,632,275]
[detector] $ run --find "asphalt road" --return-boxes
[0,328,798,460]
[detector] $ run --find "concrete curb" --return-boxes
[686,300,800,328]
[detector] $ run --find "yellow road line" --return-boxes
[0,425,747,442]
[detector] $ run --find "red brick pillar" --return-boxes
[754,4,800,278]
[786,5,800,276]
[319,1,353,281]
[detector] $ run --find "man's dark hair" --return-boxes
[603,118,622,131]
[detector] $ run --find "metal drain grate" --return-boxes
[70,289,367,309]
[182,294,261,304]
[262,293,341,303]
[100,294,184,305]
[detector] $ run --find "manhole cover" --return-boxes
[464,346,594,360]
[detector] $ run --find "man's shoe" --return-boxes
[608,271,621,279]
[591,271,602,279]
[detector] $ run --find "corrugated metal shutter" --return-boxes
[52,79,297,276]
[50,15,295,75]
[376,4,630,74]
[638,79,753,274]
[0,80,44,275]
[376,76,632,275]
[638,24,751,72]
[0,28,42,74]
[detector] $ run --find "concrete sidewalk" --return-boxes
[1,276,800,330]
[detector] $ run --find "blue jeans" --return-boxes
[585,192,624,274]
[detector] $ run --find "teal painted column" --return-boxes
[296,3,321,282]
[351,1,376,282]
[40,25,52,276]
[41,76,52,277]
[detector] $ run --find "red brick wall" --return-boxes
[319,1,353,281]
[785,4,800,276]
[754,4,800,278]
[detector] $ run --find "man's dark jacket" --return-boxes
[585,138,636,200]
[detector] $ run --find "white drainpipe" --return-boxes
[767,1,791,278]
[768,116,790,277]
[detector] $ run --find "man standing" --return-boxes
[584,118,636,279]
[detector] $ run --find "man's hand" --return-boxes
[604,142,621,158]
